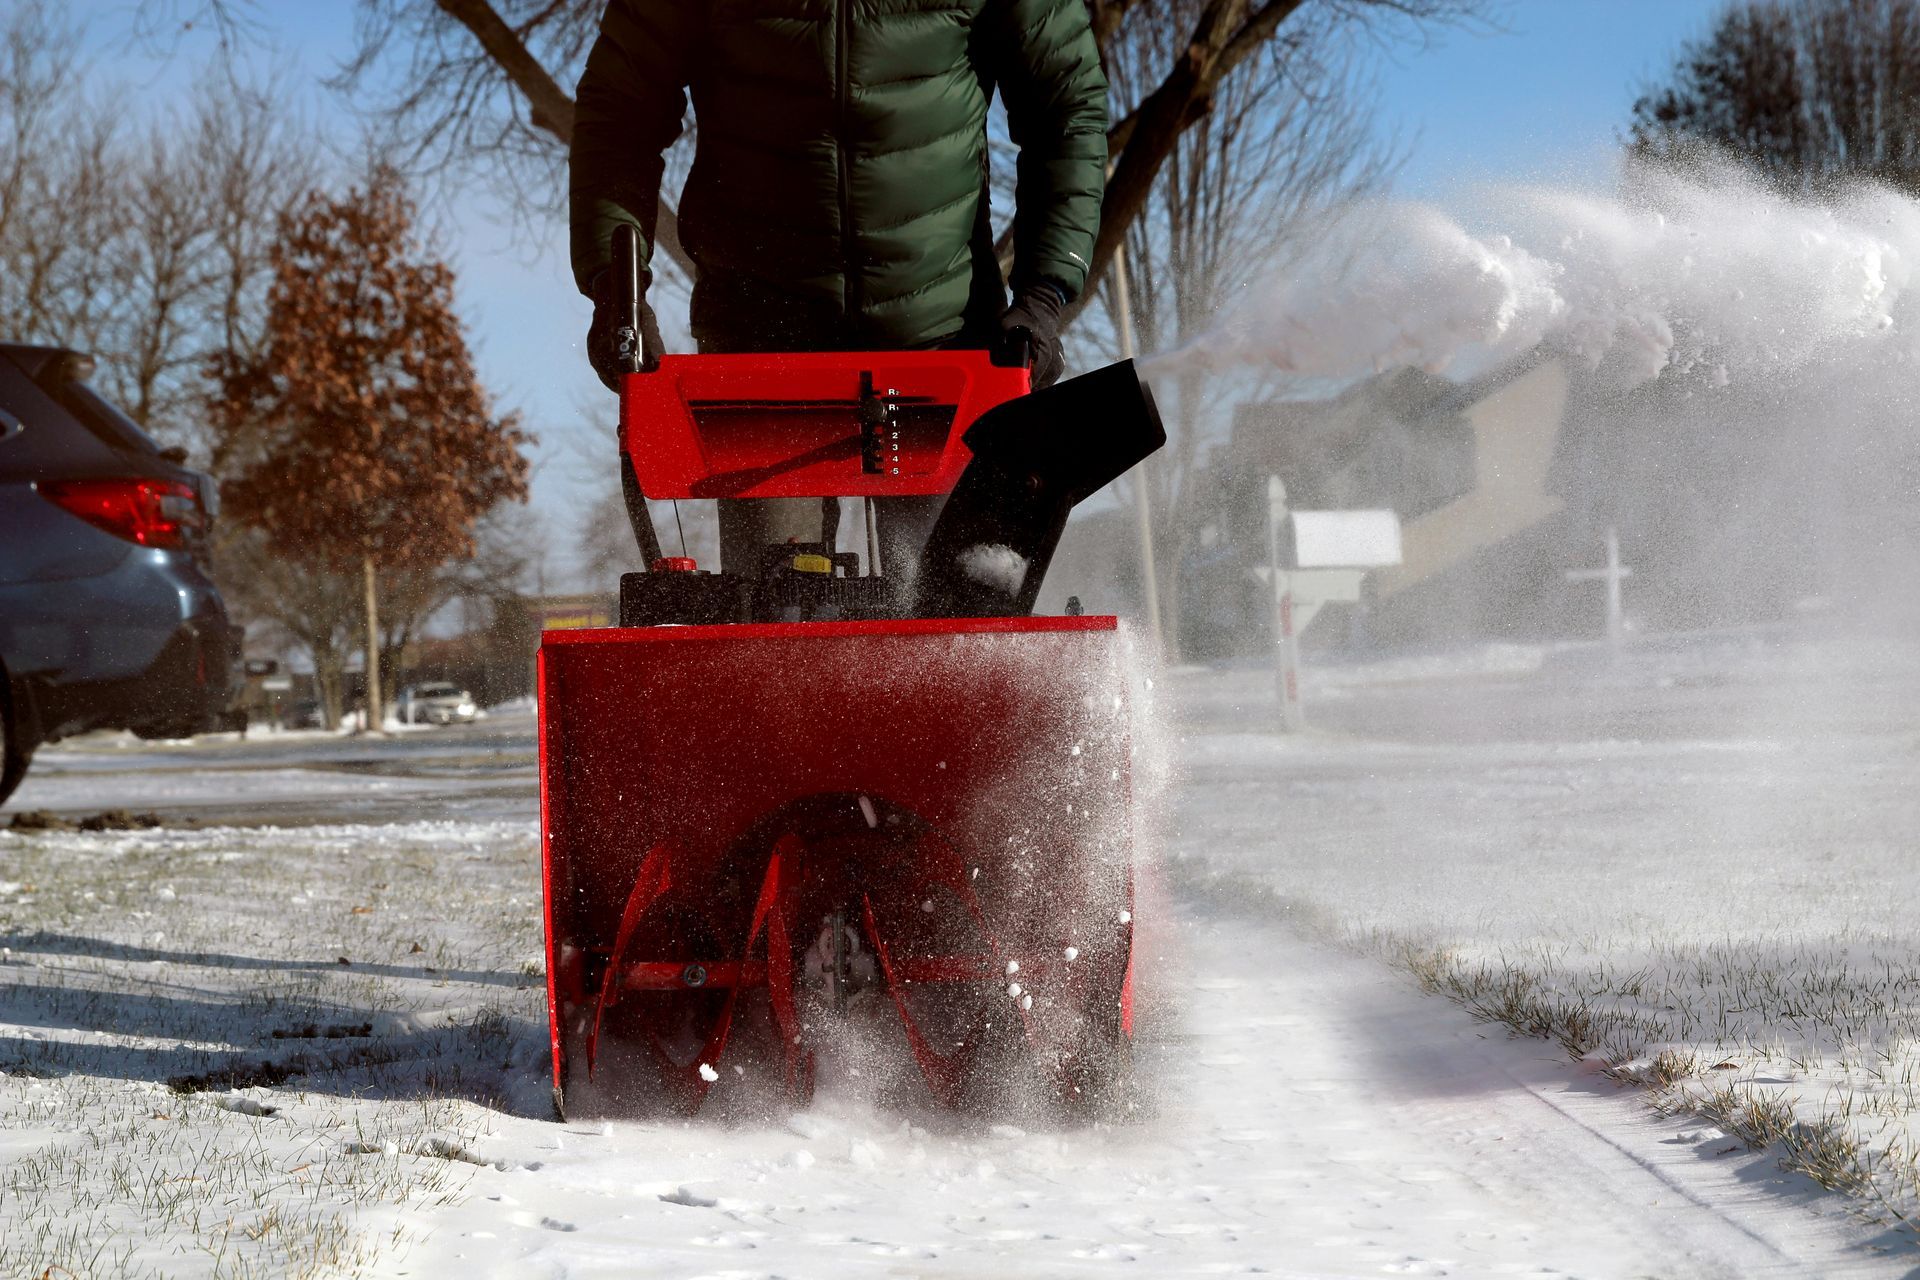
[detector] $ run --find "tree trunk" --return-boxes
[314,655,343,730]
[1160,529,1189,666]
[363,556,384,735]
[1160,364,1209,667]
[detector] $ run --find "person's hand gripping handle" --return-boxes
[610,224,648,375]
[588,224,663,390]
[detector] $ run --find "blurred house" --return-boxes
[1205,353,1577,651]
[1038,355,1581,657]
[1170,332,1920,657]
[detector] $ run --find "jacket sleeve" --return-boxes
[568,0,701,295]
[987,0,1109,301]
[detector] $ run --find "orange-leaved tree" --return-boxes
[212,165,531,730]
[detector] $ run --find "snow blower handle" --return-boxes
[993,326,1034,373]
[609,223,667,567]
[611,223,649,376]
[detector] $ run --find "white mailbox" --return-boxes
[1289,510,1404,570]
[1264,479,1404,732]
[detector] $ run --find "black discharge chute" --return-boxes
[913,359,1166,618]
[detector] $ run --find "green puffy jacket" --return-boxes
[570,0,1107,352]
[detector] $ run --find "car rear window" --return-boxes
[45,375,163,458]
[0,356,124,471]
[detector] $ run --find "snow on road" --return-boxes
[6,713,539,825]
[1,629,1915,1276]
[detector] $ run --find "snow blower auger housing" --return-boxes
[540,243,1164,1120]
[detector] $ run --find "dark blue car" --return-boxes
[0,344,239,805]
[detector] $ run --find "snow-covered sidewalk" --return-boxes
[379,911,1898,1278]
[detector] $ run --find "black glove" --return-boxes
[999,279,1068,390]
[587,269,664,391]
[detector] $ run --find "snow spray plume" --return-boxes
[1151,158,1920,635]
[1152,159,1919,391]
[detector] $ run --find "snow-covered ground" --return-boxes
[1,625,1915,1276]
[1169,627,1920,1235]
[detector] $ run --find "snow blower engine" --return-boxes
[539,227,1165,1119]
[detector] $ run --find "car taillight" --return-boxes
[39,477,207,550]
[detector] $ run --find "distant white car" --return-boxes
[395,682,478,726]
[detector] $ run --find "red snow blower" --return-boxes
[538,228,1164,1119]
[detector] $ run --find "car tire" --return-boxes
[0,679,31,809]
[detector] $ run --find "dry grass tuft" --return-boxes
[1384,938,1920,1243]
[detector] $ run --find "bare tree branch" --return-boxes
[130,0,266,57]
[347,0,692,276]
[433,0,575,137]
[1631,0,1920,195]
[1,4,316,451]
[1089,0,1155,48]
[1093,0,1337,293]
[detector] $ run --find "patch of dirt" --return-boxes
[8,809,167,832]
[166,1059,302,1094]
[271,1023,373,1040]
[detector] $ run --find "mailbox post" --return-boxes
[1265,477,1404,732]
[1265,478,1307,731]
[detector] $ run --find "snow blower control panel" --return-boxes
[615,350,1165,624]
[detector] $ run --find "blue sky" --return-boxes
[71,0,1727,588]
[1375,0,1726,200]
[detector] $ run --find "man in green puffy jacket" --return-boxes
[570,0,1108,576]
